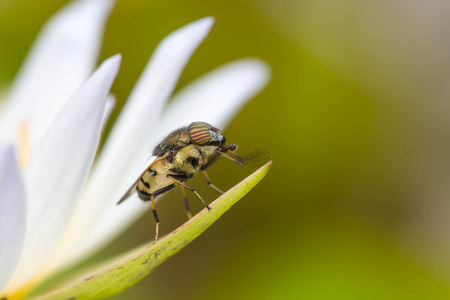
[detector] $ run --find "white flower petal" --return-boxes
[5,55,121,291]
[51,18,214,268]
[102,94,116,130]
[68,58,270,264]
[0,0,113,147]
[0,146,26,293]
[159,58,271,134]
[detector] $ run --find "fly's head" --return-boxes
[188,122,226,148]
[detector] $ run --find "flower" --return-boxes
[0,0,270,298]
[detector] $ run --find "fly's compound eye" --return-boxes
[188,122,212,146]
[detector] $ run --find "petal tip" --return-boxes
[198,16,215,28]
[102,54,122,74]
[55,0,115,24]
[232,58,272,88]
[183,16,215,38]
[110,53,122,63]
[73,0,115,14]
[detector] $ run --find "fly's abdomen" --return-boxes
[136,168,177,201]
[136,179,151,201]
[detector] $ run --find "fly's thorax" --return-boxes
[197,145,219,162]
[171,144,203,174]
[152,127,190,156]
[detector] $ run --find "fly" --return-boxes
[117,121,267,242]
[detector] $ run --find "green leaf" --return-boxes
[34,161,272,300]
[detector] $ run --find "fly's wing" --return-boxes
[116,180,139,205]
[116,153,169,205]
[239,147,272,167]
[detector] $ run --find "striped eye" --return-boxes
[188,122,212,145]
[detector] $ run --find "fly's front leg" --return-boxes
[200,144,237,171]
[221,144,237,152]
[180,186,193,219]
[202,170,224,194]
[167,175,211,211]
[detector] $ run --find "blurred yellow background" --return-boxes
[2,0,450,299]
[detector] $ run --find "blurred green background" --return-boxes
[2,0,450,299]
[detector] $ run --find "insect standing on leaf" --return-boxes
[117,121,264,242]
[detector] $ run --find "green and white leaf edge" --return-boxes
[34,161,272,300]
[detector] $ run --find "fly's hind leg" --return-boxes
[147,184,177,243]
[150,195,160,243]
[167,175,211,211]
[181,186,193,219]
[202,170,224,194]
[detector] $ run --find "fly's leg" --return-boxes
[214,150,245,167]
[181,186,193,219]
[200,144,238,171]
[167,175,211,211]
[151,195,160,243]
[146,184,176,243]
[202,170,224,194]
[222,144,237,152]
